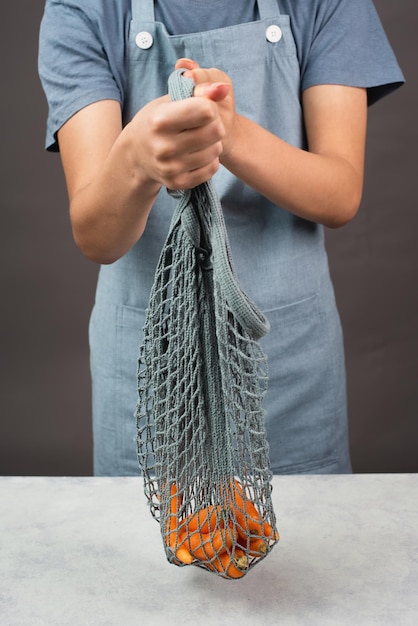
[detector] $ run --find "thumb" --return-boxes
[193,81,231,102]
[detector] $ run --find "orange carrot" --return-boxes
[236,528,269,555]
[230,480,264,538]
[186,524,235,561]
[233,480,262,520]
[165,483,193,565]
[263,520,280,541]
[211,548,249,579]
[166,483,180,550]
[248,537,269,556]
[185,504,222,534]
[174,544,194,565]
[232,480,281,544]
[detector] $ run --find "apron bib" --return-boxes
[89,0,352,475]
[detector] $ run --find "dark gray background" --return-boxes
[0,1,416,476]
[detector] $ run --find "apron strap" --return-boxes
[258,0,281,19]
[131,0,155,22]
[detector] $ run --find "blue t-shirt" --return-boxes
[38,0,404,152]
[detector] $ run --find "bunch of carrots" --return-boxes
[164,480,279,579]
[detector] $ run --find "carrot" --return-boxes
[236,528,269,555]
[263,520,280,541]
[165,483,194,565]
[232,480,281,545]
[211,548,249,579]
[166,483,180,550]
[248,537,269,556]
[185,504,222,534]
[230,480,264,538]
[174,544,194,565]
[233,480,262,520]
[186,524,235,561]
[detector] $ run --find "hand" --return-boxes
[127,60,231,190]
[176,58,237,159]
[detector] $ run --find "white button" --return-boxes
[266,25,282,43]
[135,31,153,50]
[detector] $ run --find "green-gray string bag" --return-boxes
[135,69,280,579]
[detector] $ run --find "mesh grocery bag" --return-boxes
[135,70,280,579]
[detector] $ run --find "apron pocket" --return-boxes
[115,305,147,474]
[89,303,146,475]
[260,294,348,474]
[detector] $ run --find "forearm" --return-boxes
[69,131,161,265]
[63,89,228,264]
[221,114,364,228]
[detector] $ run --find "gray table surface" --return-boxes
[1,474,417,625]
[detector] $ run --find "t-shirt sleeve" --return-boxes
[38,0,124,152]
[300,0,404,105]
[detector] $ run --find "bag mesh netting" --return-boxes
[135,70,279,579]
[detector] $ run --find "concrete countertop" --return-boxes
[1,474,417,625]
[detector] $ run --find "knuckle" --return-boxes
[152,136,176,162]
[209,159,220,177]
[148,111,165,133]
[160,162,179,183]
[198,98,217,121]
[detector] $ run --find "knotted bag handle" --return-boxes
[168,69,270,341]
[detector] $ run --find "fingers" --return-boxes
[150,97,223,133]
[175,57,200,71]
[132,96,225,190]
[174,60,231,102]
[193,82,231,102]
[128,60,233,190]
[149,120,224,189]
[178,65,235,157]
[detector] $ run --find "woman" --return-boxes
[38,0,404,475]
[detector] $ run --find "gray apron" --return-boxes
[89,0,352,476]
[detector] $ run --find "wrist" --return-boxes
[122,123,162,198]
[220,114,248,173]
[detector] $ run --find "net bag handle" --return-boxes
[168,69,270,341]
